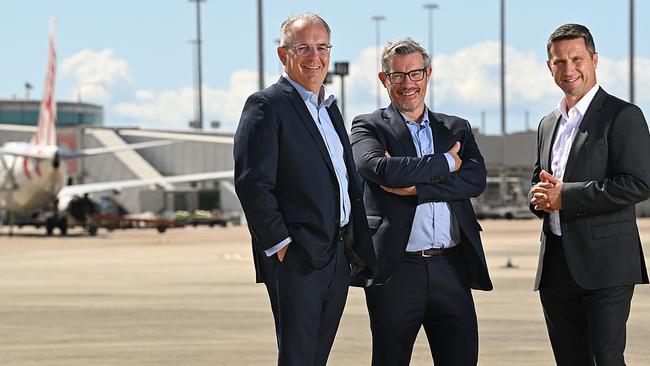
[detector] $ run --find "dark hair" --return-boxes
[381,38,431,72]
[547,23,596,58]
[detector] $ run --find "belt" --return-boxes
[336,224,350,242]
[404,245,460,257]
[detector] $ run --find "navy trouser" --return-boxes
[272,239,350,366]
[365,250,478,366]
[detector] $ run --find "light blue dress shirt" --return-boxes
[265,75,351,257]
[401,111,461,251]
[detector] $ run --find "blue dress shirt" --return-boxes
[401,111,461,251]
[265,75,351,257]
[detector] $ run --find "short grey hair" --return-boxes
[547,23,596,59]
[380,38,431,72]
[279,13,331,47]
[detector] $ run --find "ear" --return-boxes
[277,46,287,65]
[592,52,598,69]
[546,59,552,75]
[378,72,389,88]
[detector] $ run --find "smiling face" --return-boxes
[277,19,330,94]
[379,52,431,122]
[547,37,598,108]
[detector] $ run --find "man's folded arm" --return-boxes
[350,118,451,187]
[415,130,487,203]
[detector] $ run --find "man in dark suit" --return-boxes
[529,23,650,366]
[351,38,492,366]
[233,12,375,366]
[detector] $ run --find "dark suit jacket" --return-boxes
[530,87,650,290]
[233,77,376,283]
[350,105,492,290]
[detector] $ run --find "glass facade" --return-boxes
[0,100,103,126]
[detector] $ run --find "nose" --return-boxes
[401,75,418,87]
[306,47,320,58]
[564,60,576,75]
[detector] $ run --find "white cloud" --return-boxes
[71,43,648,134]
[115,70,280,130]
[60,49,131,102]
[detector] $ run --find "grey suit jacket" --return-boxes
[530,87,650,290]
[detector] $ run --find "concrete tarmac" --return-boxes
[1,219,649,365]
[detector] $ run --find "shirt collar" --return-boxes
[399,108,430,129]
[553,84,600,121]
[283,73,336,108]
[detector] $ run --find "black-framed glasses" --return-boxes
[286,43,332,56]
[384,67,428,84]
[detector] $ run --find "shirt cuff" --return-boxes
[265,237,292,257]
[443,153,456,172]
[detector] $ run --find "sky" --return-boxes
[2,0,649,135]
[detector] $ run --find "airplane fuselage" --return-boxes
[0,142,66,214]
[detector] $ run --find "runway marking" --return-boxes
[222,253,252,262]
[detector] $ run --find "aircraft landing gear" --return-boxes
[45,216,68,236]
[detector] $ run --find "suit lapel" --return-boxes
[328,102,354,164]
[278,77,336,174]
[383,105,418,157]
[542,115,561,172]
[429,111,452,153]
[563,87,606,181]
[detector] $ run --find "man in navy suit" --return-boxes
[529,23,650,365]
[351,38,492,366]
[233,13,375,366]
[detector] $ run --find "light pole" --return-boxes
[24,82,33,100]
[334,62,350,124]
[629,0,635,104]
[371,15,386,109]
[275,39,283,75]
[423,3,438,110]
[257,0,265,91]
[189,0,205,130]
[500,0,506,135]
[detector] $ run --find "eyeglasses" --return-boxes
[286,43,333,56]
[384,67,428,84]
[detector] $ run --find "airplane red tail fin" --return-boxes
[33,18,57,147]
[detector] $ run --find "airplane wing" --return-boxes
[57,140,176,159]
[58,170,234,199]
[0,146,52,159]
[0,140,175,159]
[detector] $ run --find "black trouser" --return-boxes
[539,234,634,366]
[365,249,478,366]
[271,239,350,366]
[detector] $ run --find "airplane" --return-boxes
[0,19,234,235]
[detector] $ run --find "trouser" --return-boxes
[365,249,478,366]
[271,239,350,366]
[539,234,634,366]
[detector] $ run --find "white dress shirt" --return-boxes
[549,84,599,235]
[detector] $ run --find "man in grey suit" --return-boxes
[530,23,650,366]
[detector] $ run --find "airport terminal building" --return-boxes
[1,99,649,219]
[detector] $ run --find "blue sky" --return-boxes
[2,1,649,134]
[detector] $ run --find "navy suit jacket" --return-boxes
[234,77,376,283]
[350,105,492,290]
[530,87,650,290]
